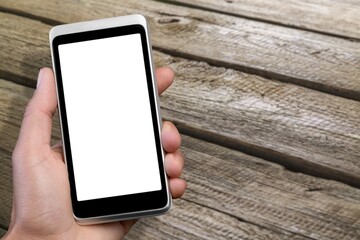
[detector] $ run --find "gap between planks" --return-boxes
[0,69,36,89]
[0,5,62,26]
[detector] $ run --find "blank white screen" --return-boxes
[58,34,161,201]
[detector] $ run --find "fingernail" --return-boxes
[36,68,44,89]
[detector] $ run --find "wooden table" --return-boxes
[1,1,360,239]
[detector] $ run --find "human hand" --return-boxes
[4,67,186,240]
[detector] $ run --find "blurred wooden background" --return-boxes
[0,0,359,239]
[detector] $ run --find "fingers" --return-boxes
[161,121,181,153]
[169,178,187,199]
[161,121,186,198]
[165,150,186,198]
[14,68,57,159]
[156,67,174,95]
[165,150,184,178]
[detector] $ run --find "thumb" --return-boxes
[14,68,57,160]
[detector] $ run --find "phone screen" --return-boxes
[58,33,161,201]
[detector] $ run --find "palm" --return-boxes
[13,144,133,239]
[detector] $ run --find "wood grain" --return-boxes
[1,79,360,239]
[166,0,360,40]
[125,199,287,240]
[1,0,360,99]
[0,11,52,87]
[181,136,360,239]
[0,12,359,187]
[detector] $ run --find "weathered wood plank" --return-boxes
[1,79,360,239]
[0,12,359,186]
[1,0,360,99]
[167,0,360,40]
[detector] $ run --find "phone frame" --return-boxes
[49,14,171,224]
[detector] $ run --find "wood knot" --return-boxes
[158,18,180,24]
[307,187,323,192]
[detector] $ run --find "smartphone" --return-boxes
[49,15,171,224]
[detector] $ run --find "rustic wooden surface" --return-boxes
[0,0,360,239]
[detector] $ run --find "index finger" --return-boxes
[156,67,174,95]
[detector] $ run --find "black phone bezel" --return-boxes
[52,24,169,219]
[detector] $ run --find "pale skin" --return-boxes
[4,67,186,240]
